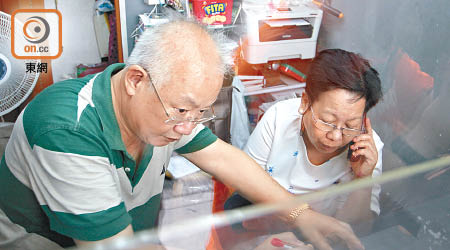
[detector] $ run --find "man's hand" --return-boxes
[294,209,365,250]
[350,117,378,178]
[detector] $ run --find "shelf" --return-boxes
[239,75,305,96]
[244,83,305,96]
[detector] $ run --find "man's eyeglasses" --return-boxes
[309,106,365,137]
[148,73,216,125]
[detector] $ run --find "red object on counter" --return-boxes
[271,237,295,248]
[279,63,307,82]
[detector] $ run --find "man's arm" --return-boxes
[184,139,291,204]
[183,139,364,250]
[74,225,133,246]
[73,226,167,249]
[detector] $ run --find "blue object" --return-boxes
[0,58,7,81]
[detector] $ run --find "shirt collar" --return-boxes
[92,63,127,151]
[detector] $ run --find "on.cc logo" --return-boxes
[22,16,50,44]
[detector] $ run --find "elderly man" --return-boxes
[0,20,363,250]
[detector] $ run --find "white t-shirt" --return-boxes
[244,98,383,216]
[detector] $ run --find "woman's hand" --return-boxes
[349,117,378,178]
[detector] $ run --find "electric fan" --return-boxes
[0,11,40,117]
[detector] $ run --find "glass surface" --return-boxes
[74,0,450,249]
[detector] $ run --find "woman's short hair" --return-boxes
[305,49,383,113]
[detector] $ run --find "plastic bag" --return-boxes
[230,77,251,149]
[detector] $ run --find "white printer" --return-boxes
[241,0,323,64]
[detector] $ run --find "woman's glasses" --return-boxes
[309,106,365,137]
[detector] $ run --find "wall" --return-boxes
[124,1,155,60]
[44,0,102,82]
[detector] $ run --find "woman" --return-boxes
[242,49,384,230]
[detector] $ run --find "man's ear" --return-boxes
[299,92,309,114]
[124,65,147,96]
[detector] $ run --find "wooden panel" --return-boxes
[0,0,45,14]
[114,0,123,63]
[0,0,20,14]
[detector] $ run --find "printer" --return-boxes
[241,0,323,64]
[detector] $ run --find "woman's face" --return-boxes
[300,89,366,154]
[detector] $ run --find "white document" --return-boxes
[167,155,200,179]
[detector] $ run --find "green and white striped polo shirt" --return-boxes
[0,63,217,247]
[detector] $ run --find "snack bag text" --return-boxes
[192,0,233,25]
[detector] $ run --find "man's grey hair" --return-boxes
[126,13,234,87]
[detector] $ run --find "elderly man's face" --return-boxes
[128,69,223,147]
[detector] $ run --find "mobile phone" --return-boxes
[347,140,359,162]
[347,115,367,162]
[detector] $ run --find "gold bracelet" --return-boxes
[286,203,310,224]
